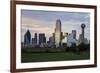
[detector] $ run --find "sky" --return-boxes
[21,9,90,42]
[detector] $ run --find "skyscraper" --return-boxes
[49,36,55,47]
[32,33,37,46]
[39,33,46,46]
[24,30,31,47]
[34,33,37,44]
[72,30,76,39]
[67,33,76,47]
[32,38,34,44]
[79,34,82,44]
[84,38,88,44]
[62,33,68,44]
[54,19,62,47]
[55,19,61,32]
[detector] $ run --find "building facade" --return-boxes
[24,30,31,47]
[54,19,62,47]
[62,33,68,44]
[67,33,76,47]
[72,30,76,39]
[32,33,37,46]
[39,33,46,47]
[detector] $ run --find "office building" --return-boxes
[54,19,62,47]
[79,34,82,44]
[55,19,61,32]
[84,38,88,44]
[39,33,46,46]
[72,30,76,39]
[67,33,76,47]
[62,33,68,44]
[49,36,55,47]
[32,33,37,45]
[24,30,31,47]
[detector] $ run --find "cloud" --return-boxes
[21,16,54,42]
[22,16,54,33]
[21,10,90,42]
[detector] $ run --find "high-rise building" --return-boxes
[79,35,88,45]
[62,33,68,44]
[79,34,82,44]
[84,38,88,44]
[55,19,61,32]
[32,33,37,46]
[32,38,34,44]
[67,33,76,47]
[24,30,31,47]
[54,19,62,47]
[39,33,46,46]
[49,36,55,47]
[81,23,86,43]
[72,30,76,39]
[34,33,37,44]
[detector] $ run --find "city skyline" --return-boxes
[21,9,90,42]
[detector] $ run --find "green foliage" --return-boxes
[21,43,90,63]
[77,43,90,51]
[21,51,90,63]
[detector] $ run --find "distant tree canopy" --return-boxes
[77,43,90,51]
[66,43,90,52]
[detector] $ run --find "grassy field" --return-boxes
[21,49,90,63]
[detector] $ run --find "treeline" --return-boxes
[66,43,90,52]
[21,43,90,53]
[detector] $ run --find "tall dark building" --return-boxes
[39,33,46,45]
[49,37,54,47]
[72,30,76,39]
[32,38,34,44]
[24,30,31,46]
[32,33,37,46]
[81,23,86,43]
[79,34,82,43]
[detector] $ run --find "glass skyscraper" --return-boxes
[24,30,31,47]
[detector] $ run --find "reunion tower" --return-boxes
[81,23,86,43]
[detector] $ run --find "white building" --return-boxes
[62,33,68,44]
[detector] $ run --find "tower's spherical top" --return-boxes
[81,23,86,28]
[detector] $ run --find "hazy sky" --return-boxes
[21,9,90,42]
